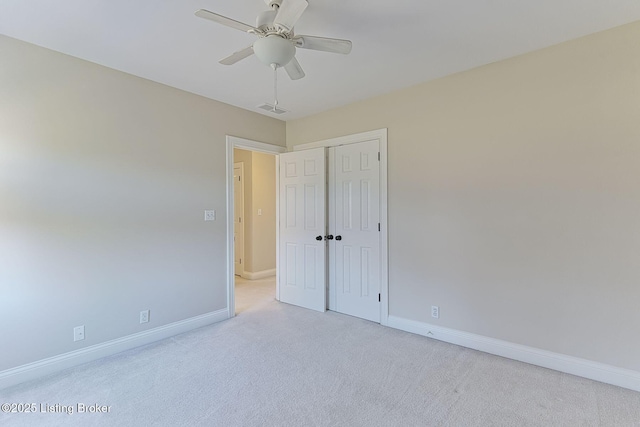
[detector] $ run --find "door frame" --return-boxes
[233,162,245,277]
[293,129,389,326]
[226,136,286,318]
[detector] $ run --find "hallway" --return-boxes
[235,276,276,314]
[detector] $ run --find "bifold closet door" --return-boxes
[278,148,326,312]
[331,140,381,322]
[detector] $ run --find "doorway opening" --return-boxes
[233,148,276,314]
[226,136,286,317]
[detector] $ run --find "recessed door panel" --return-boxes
[343,181,352,229]
[286,243,297,287]
[360,247,371,297]
[285,185,297,228]
[304,184,317,229]
[361,180,371,230]
[304,244,317,290]
[342,246,351,294]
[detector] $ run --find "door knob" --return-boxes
[315,235,323,241]
[335,235,342,241]
[325,235,334,240]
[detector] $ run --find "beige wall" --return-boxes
[250,152,276,273]
[287,21,640,371]
[0,35,285,371]
[232,149,276,275]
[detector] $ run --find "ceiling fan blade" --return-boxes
[274,0,308,33]
[294,35,352,54]
[195,9,256,33]
[284,57,305,80]
[219,46,255,65]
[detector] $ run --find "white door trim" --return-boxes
[226,136,286,318]
[293,129,389,326]
[233,162,245,277]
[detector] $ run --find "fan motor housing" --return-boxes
[256,10,278,31]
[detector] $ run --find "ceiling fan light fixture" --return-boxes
[195,0,351,81]
[253,35,295,67]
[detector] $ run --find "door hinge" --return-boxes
[378,223,380,232]
[240,258,242,264]
[239,217,242,223]
[378,152,380,161]
[378,293,381,302]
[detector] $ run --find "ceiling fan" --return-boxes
[195,0,352,80]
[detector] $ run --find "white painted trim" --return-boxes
[233,162,245,277]
[275,155,280,302]
[292,129,389,325]
[0,309,228,390]
[327,147,337,311]
[378,131,389,326]
[293,129,388,151]
[387,315,640,393]
[226,136,285,317]
[241,268,277,280]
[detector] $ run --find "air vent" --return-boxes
[257,103,288,114]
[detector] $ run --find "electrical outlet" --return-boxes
[73,325,85,342]
[140,310,150,324]
[204,210,215,221]
[431,306,440,319]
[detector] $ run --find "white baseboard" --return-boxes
[241,268,276,280]
[387,315,640,393]
[0,309,229,390]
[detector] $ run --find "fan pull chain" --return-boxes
[272,63,278,112]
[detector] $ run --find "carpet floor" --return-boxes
[1,276,639,426]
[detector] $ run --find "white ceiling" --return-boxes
[2,1,640,121]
